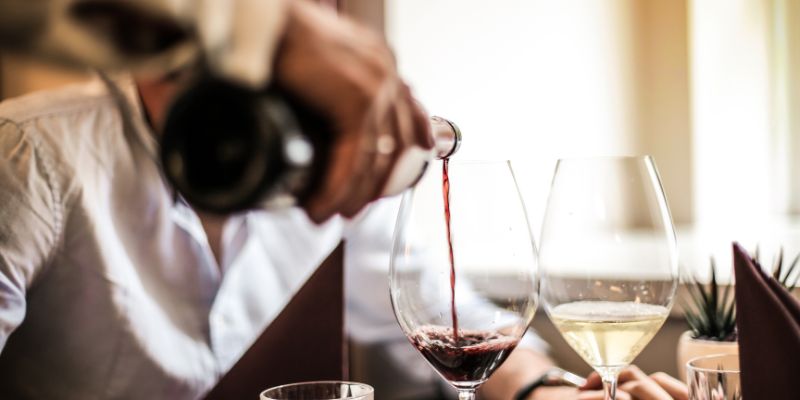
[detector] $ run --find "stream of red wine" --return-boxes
[442,159,459,344]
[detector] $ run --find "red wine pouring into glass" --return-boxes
[442,158,459,345]
[392,159,537,399]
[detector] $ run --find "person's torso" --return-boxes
[0,77,344,399]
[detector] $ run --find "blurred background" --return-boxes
[3,0,799,380]
[384,0,800,277]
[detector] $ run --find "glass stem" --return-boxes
[457,389,476,400]
[602,376,618,400]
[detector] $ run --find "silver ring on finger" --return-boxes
[375,134,396,155]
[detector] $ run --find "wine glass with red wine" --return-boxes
[390,160,538,400]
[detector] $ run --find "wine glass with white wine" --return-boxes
[538,156,678,400]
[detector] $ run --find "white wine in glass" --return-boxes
[550,301,669,371]
[539,156,678,400]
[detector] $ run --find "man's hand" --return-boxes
[527,366,687,400]
[578,366,689,400]
[275,0,432,223]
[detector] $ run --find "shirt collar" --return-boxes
[101,72,254,276]
[108,73,161,158]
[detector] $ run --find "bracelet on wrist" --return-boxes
[513,367,587,400]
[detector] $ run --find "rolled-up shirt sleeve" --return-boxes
[0,0,288,88]
[0,119,62,351]
[193,0,288,87]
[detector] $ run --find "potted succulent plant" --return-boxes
[677,258,738,381]
[677,248,800,381]
[765,247,800,291]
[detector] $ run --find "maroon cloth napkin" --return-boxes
[733,242,800,400]
[204,243,347,400]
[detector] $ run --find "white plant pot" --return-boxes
[676,331,739,382]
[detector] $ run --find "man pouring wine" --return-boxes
[0,0,688,398]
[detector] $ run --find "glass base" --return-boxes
[450,380,483,400]
[450,380,484,391]
[457,389,476,400]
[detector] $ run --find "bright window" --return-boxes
[386,0,800,281]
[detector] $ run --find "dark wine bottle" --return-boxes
[160,76,461,214]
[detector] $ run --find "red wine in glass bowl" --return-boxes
[390,160,538,399]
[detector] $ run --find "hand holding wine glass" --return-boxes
[579,367,688,400]
[390,160,538,400]
[539,157,679,400]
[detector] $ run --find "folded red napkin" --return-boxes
[733,242,800,400]
[204,244,347,400]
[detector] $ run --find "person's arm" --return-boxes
[129,0,430,223]
[0,119,64,352]
[275,0,432,222]
[484,354,689,400]
[488,363,689,400]
[480,347,563,399]
[0,0,286,85]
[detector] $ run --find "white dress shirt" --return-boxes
[0,76,544,399]
[0,76,351,399]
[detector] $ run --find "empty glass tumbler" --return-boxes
[687,354,742,400]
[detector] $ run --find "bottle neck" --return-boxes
[431,116,461,159]
[379,116,461,197]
